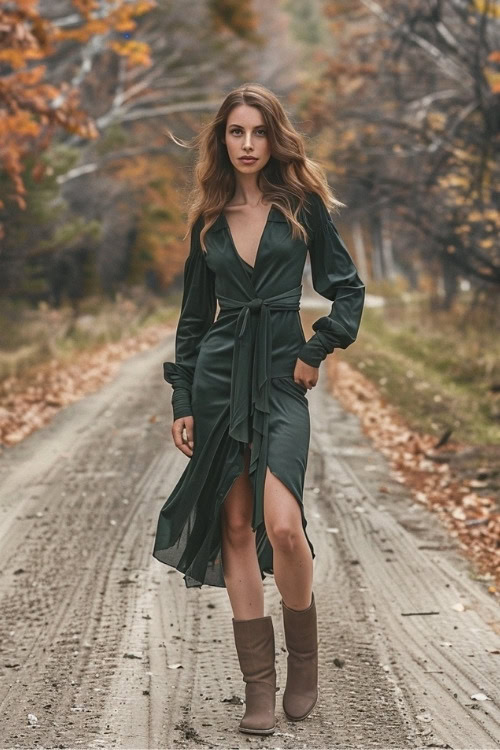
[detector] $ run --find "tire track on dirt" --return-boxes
[0,344,174,748]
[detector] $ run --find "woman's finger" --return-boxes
[185,420,194,450]
[172,420,193,457]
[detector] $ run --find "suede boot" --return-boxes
[232,614,276,734]
[281,591,318,721]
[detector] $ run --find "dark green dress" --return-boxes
[152,191,365,588]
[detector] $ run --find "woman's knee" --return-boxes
[223,511,253,544]
[267,522,301,552]
[264,470,303,550]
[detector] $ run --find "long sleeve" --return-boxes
[297,192,365,368]
[163,215,216,421]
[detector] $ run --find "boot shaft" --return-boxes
[232,615,276,686]
[281,592,318,657]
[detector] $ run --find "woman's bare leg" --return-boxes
[263,468,313,610]
[221,445,265,620]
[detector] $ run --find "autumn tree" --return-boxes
[0,0,156,231]
[307,0,500,305]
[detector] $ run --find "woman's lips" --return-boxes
[239,157,257,163]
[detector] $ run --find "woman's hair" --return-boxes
[166,82,345,252]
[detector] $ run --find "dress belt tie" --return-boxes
[217,284,302,532]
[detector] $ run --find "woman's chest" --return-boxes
[204,218,308,291]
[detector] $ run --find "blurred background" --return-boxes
[1,0,499,452]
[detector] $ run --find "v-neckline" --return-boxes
[222,204,273,277]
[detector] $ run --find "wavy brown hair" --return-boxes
[166,82,345,253]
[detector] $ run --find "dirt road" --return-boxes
[0,332,499,749]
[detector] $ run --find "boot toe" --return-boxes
[239,684,276,733]
[283,689,318,721]
[239,718,275,734]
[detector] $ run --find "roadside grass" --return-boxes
[313,297,500,446]
[0,289,181,382]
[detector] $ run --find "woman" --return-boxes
[152,83,365,735]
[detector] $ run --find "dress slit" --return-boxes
[217,443,315,584]
[216,441,274,582]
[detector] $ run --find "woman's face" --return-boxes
[222,104,272,175]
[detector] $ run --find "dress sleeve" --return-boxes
[163,215,216,421]
[297,192,365,369]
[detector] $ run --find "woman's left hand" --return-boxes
[294,358,319,391]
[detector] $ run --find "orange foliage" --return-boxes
[0,0,156,229]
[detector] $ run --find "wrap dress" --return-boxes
[152,191,365,588]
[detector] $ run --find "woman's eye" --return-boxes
[230,128,266,136]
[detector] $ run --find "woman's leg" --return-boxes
[223,447,277,734]
[263,469,313,610]
[264,469,318,722]
[221,445,265,620]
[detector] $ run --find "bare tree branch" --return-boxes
[359,0,474,84]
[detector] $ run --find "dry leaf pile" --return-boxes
[327,356,499,592]
[0,323,174,449]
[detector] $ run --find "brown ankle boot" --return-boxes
[232,615,276,735]
[281,591,318,721]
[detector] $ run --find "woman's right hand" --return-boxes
[172,415,194,457]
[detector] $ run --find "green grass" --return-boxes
[333,298,500,445]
